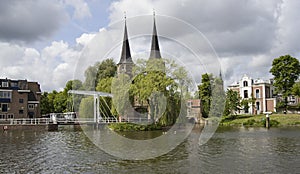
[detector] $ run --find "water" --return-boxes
[1,126,300,173]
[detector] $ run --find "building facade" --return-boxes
[187,99,202,121]
[0,78,41,119]
[228,74,276,114]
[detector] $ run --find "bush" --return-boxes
[108,122,162,131]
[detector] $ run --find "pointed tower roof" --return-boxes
[149,11,162,59]
[118,14,133,65]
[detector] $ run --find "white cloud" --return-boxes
[107,0,300,86]
[64,0,92,20]
[1,0,300,92]
[76,33,96,46]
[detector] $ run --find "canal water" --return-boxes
[1,126,300,173]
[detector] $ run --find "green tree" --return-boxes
[83,59,117,90]
[224,89,240,116]
[198,73,213,118]
[240,96,256,114]
[64,79,83,112]
[292,82,300,97]
[130,58,190,126]
[78,96,94,120]
[95,58,117,83]
[40,92,52,115]
[112,73,132,118]
[96,77,115,118]
[270,55,300,110]
[46,90,57,113]
[53,91,67,113]
[209,77,225,118]
[83,65,98,90]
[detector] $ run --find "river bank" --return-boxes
[220,114,300,127]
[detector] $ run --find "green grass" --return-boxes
[221,114,300,127]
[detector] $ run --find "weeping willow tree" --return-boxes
[129,58,193,126]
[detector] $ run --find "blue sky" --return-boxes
[0,0,300,91]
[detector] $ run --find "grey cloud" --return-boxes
[0,0,68,43]
[160,0,281,56]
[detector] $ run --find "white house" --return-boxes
[228,74,277,114]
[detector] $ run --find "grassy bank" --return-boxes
[221,114,300,127]
[108,122,162,131]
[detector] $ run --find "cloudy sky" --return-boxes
[0,0,299,91]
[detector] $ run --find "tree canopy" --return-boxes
[270,55,300,109]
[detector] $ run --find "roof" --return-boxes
[118,19,133,65]
[149,15,162,59]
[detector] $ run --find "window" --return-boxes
[19,110,24,114]
[244,90,248,98]
[243,81,248,87]
[256,89,260,98]
[0,91,12,98]
[2,82,8,87]
[256,102,260,111]
[0,114,5,119]
[28,104,34,110]
[1,103,8,112]
[7,114,13,119]
[11,82,18,87]
[19,99,24,103]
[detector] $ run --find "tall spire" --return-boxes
[149,10,161,59]
[118,12,133,65]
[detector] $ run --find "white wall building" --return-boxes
[228,74,277,114]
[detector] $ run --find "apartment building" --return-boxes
[0,78,41,119]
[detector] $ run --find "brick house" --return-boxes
[0,78,41,119]
[187,99,202,120]
[228,74,277,114]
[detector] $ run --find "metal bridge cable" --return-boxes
[100,96,118,121]
[98,97,110,120]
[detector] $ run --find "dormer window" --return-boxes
[2,82,8,87]
[243,81,248,87]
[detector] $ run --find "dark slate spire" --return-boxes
[149,11,161,59]
[118,13,133,65]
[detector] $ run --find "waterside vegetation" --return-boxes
[221,114,300,127]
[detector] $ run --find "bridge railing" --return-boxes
[0,118,52,125]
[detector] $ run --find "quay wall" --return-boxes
[1,124,58,131]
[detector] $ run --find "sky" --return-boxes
[0,0,299,92]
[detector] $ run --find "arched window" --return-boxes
[243,81,248,87]
[256,89,260,98]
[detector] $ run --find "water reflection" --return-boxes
[0,126,300,173]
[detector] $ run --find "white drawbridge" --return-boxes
[68,90,116,123]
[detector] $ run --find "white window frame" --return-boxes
[7,114,14,119]
[0,91,12,98]
[28,104,35,110]
[2,82,8,87]
[255,89,260,98]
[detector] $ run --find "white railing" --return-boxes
[0,118,52,125]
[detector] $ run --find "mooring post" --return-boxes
[264,112,272,129]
